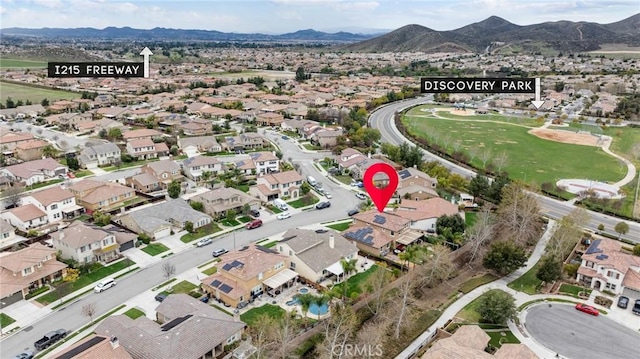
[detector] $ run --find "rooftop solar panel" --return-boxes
[398,169,410,179]
[211,279,221,287]
[373,215,386,224]
[55,336,106,359]
[220,284,233,294]
[161,315,193,332]
[585,239,602,254]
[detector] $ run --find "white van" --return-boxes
[274,198,288,211]
[94,278,116,293]
[307,176,317,187]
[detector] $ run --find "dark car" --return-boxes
[617,296,629,309]
[155,293,168,302]
[249,209,260,217]
[315,228,329,234]
[347,209,360,216]
[633,299,640,315]
[315,201,331,210]
[575,303,599,316]
[200,296,209,303]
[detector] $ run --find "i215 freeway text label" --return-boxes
[421,78,535,93]
[48,62,144,78]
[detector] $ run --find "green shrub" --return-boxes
[25,286,50,299]
[138,233,151,244]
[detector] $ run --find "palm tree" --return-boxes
[399,245,426,272]
[200,170,212,187]
[296,293,314,325]
[312,294,330,320]
[339,258,358,300]
[41,144,60,158]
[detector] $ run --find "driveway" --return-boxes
[525,304,640,359]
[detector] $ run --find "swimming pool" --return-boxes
[299,287,309,294]
[286,296,329,316]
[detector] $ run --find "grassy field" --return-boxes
[458,273,499,294]
[141,243,170,256]
[557,122,640,165]
[0,81,81,103]
[0,58,47,68]
[332,265,379,299]
[507,264,542,295]
[240,304,286,326]
[402,107,626,184]
[202,266,218,276]
[180,223,222,243]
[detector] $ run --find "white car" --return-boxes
[277,212,291,220]
[324,192,332,199]
[196,238,212,247]
[94,278,116,293]
[355,192,367,200]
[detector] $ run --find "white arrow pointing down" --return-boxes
[531,77,545,109]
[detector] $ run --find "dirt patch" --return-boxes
[441,108,477,116]
[528,128,600,147]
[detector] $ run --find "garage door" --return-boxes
[119,240,135,252]
[1,291,24,308]
[622,287,640,300]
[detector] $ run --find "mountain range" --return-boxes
[345,14,640,53]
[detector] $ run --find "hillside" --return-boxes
[342,13,640,53]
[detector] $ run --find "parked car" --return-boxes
[212,248,228,257]
[155,292,168,302]
[316,201,331,210]
[277,212,291,220]
[34,329,66,351]
[324,192,332,199]
[196,238,212,247]
[246,219,263,229]
[12,351,34,359]
[633,299,640,315]
[200,296,209,303]
[575,303,599,316]
[315,228,329,234]
[355,192,367,200]
[249,209,260,217]
[93,278,116,293]
[347,209,360,216]
[281,135,289,140]
[617,296,629,309]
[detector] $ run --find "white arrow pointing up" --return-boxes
[140,47,153,78]
[531,77,545,109]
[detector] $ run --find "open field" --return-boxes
[0,58,47,68]
[207,70,295,80]
[554,123,640,165]
[402,107,626,185]
[0,81,81,103]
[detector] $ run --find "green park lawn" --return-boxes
[0,58,47,68]
[141,243,170,256]
[402,109,626,184]
[0,81,81,103]
[288,196,320,208]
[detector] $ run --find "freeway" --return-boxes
[369,97,640,243]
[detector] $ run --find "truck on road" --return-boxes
[34,329,67,351]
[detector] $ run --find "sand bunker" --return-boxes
[528,128,601,147]
[441,108,477,116]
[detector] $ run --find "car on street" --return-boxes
[277,212,291,220]
[12,351,34,359]
[246,219,263,229]
[575,303,599,316]
[633,299,640,315]
[93,278,116,293]
[155,292,168,302]
[324,192,332,199]
[281,136,289,140]
[617,296,629,309]
[316,201,331,209]
[249,209,260,217]
[315,228,329,234]
[212,248,228,257]
[355,192,367,200]
[196,238,212,247]
[347,209,360,216]
[34,329,66,351]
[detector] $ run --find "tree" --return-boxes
[476,290,516,325]
[184,221,194,233]
[339,258,357,299]
[247,314,276,359]
[2,186,24,208]
[41,144,60,158]
[81,302,97,323]
[295,66,306,82]
[546,208,588,260]
[272,311,299,359]
[66,156,80,171]
[536,255,563,283]
[107,128,122,140]
[363,266,391,316]
[162,262,176,281]
[496,183,541,245]
[483,240,528,276]
[469,175,490,198]
[419,244,455,290]
[632,244,640,256]
[493,151,509,173]
[41,98,50,106]
[190,201,204,212]
[319,302,357,358]
[65,268,80,282]
[297,293,315,323]
[392,269,416,339]
[479,148,492,168]
[466,209,496,263]
[614,221,630,239]
[226,209,237,222]
[436,214,465,236]
[167,180,181,198]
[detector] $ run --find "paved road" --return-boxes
[1,133,361,356]
[369,98,640,243]
[525,304,640,359]
[0,122,98,150]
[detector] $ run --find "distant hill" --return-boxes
[0,26,376,43]
[343,13,640,53]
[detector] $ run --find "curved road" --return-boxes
[369,97,640,243]
[525,304,640,359]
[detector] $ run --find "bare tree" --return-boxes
[272,311,299,359]
[466,209,497,263]
[319,302,358,359]
[493,151,509,173]
[479,148,492,168]
[363,266,391,317]
[451,140,463,153]
[349,319,386,359]
[247,314,276,359]
[81,302,97,323]
[2,186,24,208]
[546,208,587,260]
[418,244,455,290]
[392,270,418,340]
[496,183,542,246]
[162,262,176,284]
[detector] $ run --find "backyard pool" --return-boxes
[299,287,309,294]
[286,295,329,316]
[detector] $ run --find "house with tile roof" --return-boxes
[248,151,279,174]
[0,218,19,250]
[53,334,133,359]
[139,159,183,187]
[249,170,304,202]
[189,187,259,219]
[0,243,67,304]
[576,237,640,297]
[67,179,136,213]
[15,139,50,161]
[1,203,49,231]
[125,172,162,193]
[223,133,269,152]
[344,209,420,256]
[177,135,222,154]
[201,244,295,308]
[182,156,224,181]
[21,186,84,223]
[125,138,169,160]
[394,197,461,233]
[79,142,121,168]
[51,220,120,264]
[95,294,245,359]
[277,228,358,284]
[0,129,35,153]
[0,158,67,186]
[397,167,439,200]
[121,128,162,141]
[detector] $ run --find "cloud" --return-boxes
[31,0,63,9]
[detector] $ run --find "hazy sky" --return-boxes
[1,0,637,33]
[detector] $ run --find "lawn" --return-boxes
[486,329,520,348]
[238,216,251,223]
[402,107,626,184]
[36,259,135,305]
[0,58,47,68]
[163,280,198,295]
[30,179,64,190]
[559,283,592,298]
[141,243,170,256]
[180,223,222,243]
[456,296,483,323]
[560,122,640,165]
[0,313,16,327]
[465,212,477,228]
[334,175,354,186]
[458,273,499,294]
[74,170,93,178]
[221,219,240,227]
[332,265,379,299]
[240,304,286,326]
[257,241,277,248]
[326,222,351,232]
[202,266,218,276]
[507,263,542,295]
[303,143,322,151]
[0,81,81,103]
[123,308,145,320]
[288,196,319,209]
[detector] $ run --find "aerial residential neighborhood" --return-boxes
[1,2,640,359]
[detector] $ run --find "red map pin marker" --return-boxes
[363,163,399,213]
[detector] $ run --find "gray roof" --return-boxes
[280,228,358,273]
[81,142,120,157]
[95,294,245,359]
[125,199,211,232]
